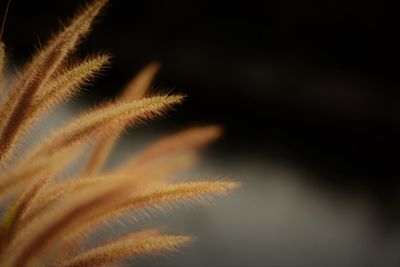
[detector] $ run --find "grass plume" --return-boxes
[0,0,238,266]
[59,232,191,267]
[84,62,160,176]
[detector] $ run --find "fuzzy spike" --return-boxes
[33,54,110,117]
[120,181,240,211]
[0,0,108,163]
[55,228,162,265]
[83,62,160,176]
[61,179,237,249]
[104,180,239,218]
[59,234,191,267]
[27,94,184,160]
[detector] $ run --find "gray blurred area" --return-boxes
[29,108,400,267]
[3,0,400,266]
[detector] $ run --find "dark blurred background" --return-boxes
[2,0,400,266]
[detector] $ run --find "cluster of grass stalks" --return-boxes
[0,0,238,266]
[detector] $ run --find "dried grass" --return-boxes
[0,1,238,266]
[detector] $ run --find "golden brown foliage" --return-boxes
[0,1,238,266]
